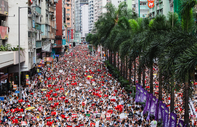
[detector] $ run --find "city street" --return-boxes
[0,45,140,126]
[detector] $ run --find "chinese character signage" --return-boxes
[0,0,8,15]
[147,0,154,8]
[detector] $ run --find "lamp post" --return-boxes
[18,6,36,99]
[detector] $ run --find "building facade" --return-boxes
[81,4,88,41]
[111,0,126,8]
[149,0,171,18]
[55,0,63,54]
[88,0,94,33]
[6,0,58,91]
[8,0,34,72]
[133,0,149,18]
[74,0,88,43]
[88,0,110,33]
[65,0,74,44]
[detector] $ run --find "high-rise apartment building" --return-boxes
[111,0,126,8]
[74,0,88,43]
[88,0,94,33]
[65,0,74,44]
[149,0,176,18]
[133,0,149,18]
[55,0,63,54]
[88,0,110,33]
[81,4,89,41]
[41,0,57,55]
[8,0,57,72]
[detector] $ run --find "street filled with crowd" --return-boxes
[0,45,196,127]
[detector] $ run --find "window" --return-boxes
[67,23,70,26]
[67,18,70,21]
[67,9,70,11]
[66,13,70,16]
[67,0,70,2]
[140,2,146,5]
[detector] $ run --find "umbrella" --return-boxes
[87,75,93,78]
[25,107,35,110]
[41,89,47,91]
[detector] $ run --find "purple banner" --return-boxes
[157,101,163,121]
[163,106,169,127]
[150,96,157,115]
[154,98,159,120]
[146,94,153,121]
[143,92,150,115]
[140,88,144,103]
[169,112,177,127]
[135,84,141,103]
[178,119,184,127]
[141,89,148,103]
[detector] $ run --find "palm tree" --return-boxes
[174,0,197,125]
[119,17,145,85]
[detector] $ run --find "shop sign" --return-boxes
[0,0,8,15]
[26,75,30,85]
[147,0,154,8]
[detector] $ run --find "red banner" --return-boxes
[0,26,8,39]
[71,29,73,39]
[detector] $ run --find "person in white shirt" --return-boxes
[149,116,157,127]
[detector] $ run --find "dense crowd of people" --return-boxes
[0,45,196,126]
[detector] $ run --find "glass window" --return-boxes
[67,9,70,11]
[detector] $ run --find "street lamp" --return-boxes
[18,6,36,99]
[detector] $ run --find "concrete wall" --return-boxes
[8,0,29,71]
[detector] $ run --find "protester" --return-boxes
[0,45,195,127]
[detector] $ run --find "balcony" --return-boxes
[36,24,41,30]
[0,51,25,67]
[49,6,55,13]
[0,52,13,68]
[0,26,8,39]
[35,6,41,14]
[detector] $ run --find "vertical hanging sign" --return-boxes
[71,29,73,39]
[26,75,30,85]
